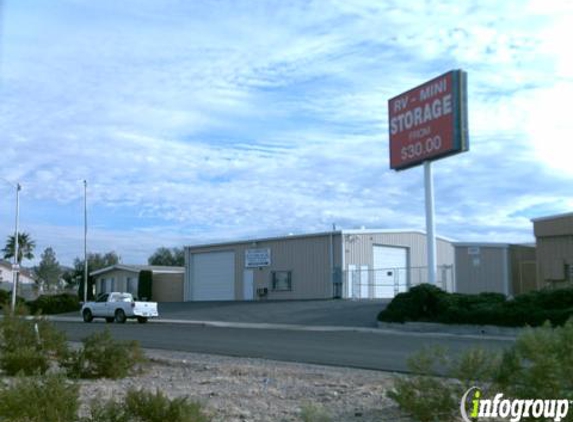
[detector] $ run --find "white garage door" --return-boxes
[192,251,235,301]
[373,245,408,298]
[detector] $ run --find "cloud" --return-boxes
[0,0,571,265]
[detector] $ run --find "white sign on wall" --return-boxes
[245,248,271,268]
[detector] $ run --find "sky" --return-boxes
[0,0,572,267]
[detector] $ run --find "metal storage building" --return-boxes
[91,265,185,302]
[184,229,455,301]
[454,243,536,296]
[532,212,573,288]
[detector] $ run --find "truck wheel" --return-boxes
[137,317,148,324]
[105,317,115,323]
[115,309,127,324]
[83,309,93,323]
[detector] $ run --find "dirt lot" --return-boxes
[79,348,414,422]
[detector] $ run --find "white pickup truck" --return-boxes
[81,292,159,324]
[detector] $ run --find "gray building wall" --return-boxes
[93,267,184,302]
[533,213,573,287]
[455,244,536,296]
[455,244,510,295]
[185,232,342,301]
[343,231,455,291]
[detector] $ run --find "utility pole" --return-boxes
[10,183,21,312]
[83,180,88,303]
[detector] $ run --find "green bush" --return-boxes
[27,293,81,315]
[0,307,69,375]
[86,389,211,422]
[138,270,153,300]
[0,374,79,422]
[495,319,573,400]
[378,284,448,323]
[63,328,146,379]
[300,402,331,422]
[387,344,500,422]
[388,319,573,420]
[378,285,573,327]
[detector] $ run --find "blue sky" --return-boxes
[1,0,572,266]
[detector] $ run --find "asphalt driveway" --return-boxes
[156,299,389,328]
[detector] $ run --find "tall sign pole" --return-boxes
[10,183,21,312]
[388,70,468,286]
[83,180,88,303]
[424,161,437,285]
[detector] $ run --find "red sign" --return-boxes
[388,70,468,170]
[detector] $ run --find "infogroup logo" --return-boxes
[460,387,570,422]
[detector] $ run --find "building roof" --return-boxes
[531,212,573,223]
[184,228,456,250]
[90,264,184,277]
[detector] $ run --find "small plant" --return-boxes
[86,388,211,422]
[495,319,573,400]
[27,293,81,315]
[0,373,79,422]
[387,345,501,422]
[388,319,573,421]
[0,306,69,375]
[300,402,331,422]
[63,328,146,379]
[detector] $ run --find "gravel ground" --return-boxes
[78,348,416,422]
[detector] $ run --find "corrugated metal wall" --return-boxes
[509,245,537,295]
[344,231,453,268]
[152,272,184,302]
[343,231,455,290]
[185,233,342,301]
[455,245,509,295]
[536,237,573,282]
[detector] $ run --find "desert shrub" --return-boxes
[378,284,448,323]
[387,345,500,422]
[389,319,573,420]
[63,328,146,379]
[0,373,79,422]
[300,402,331,422]
[124,389,210,422]
[0,307,69,375]
[495,319,573,400]
[378,285,573,327]
[86,389,211,422]
[27,293,81,315]
[0,289,10,305]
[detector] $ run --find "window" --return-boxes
[96,293,109,303]
[272,271,292,291]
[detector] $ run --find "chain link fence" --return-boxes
[341,265,454,299]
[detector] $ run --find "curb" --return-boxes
[377,321,523,337]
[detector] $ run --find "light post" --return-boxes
[83,180,88,303]
[10,183,21,312]
[1,178,22,313]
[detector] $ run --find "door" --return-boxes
[360,265,370,298]
[191,251,235,301]
[243,269,254,301]
[373,245,408,298]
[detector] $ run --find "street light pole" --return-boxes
[10,183,21,312]
[83,180,88,303]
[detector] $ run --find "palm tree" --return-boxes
[2,232,36,265]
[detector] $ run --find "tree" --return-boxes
[147,247,184,266]
[74,251,120,300]
[2,232,36,265]
[34,247,62,291]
